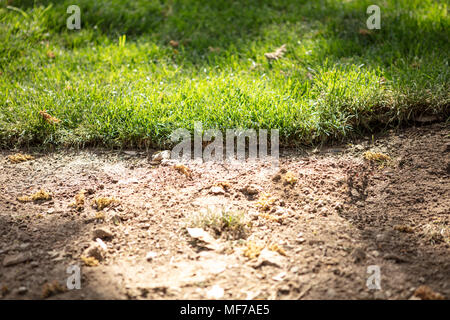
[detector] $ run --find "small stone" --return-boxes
[253,248,285,269]
[210,186,225,195]
[371,250,380,257]
[272,272,287,281]
[92,228,114,240]
[152,150,171,162]
[47,208,55,214]
[3,253,31,267]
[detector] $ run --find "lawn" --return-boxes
[0,0,448,149]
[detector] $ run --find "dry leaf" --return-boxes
[413,285,445,300]
[264,44,287,61]
[358,28,372,36]
[169,40,179,48]
[39,110,60,124]
[8,153,34,163]
[173,164,192,178]
[243,241,263,259]
[46,50,56,59]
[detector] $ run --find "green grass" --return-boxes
[0,0,448,149]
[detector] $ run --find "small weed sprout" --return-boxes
[186,206,250,240]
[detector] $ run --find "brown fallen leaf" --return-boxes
[358,28,372,36]
[8,153,34,163]
[173,164,192,178]
[169,40,179,48]
[264,44,287,61]
[39,110,61,124]
[46,50,56,59]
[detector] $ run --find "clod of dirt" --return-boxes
[42,281,66,299]
[173,164,192,178]
[7,153,34,163]
[241,184,260,196]
[17,189,52,202]
[92,228,114,240]
[82,243,105,262]
[413,285,445,300]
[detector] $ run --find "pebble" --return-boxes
[210,186,225,195]
[3,253,31,267]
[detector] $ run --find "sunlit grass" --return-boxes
[0,0,448,148]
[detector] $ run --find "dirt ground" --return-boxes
[0,123,448,300]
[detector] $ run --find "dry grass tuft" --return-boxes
[17,189,52,202]
[93,197,117,211]
[42,281,66,299]
[264,44,286,61]
[256,192,276,211]
[243,241,264,259]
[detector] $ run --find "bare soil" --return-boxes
[0,123,449,300]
